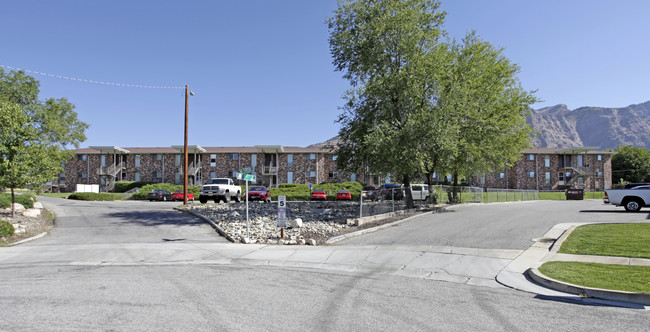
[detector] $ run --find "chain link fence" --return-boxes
[483,188,539,202]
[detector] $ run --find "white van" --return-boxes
[410,184,430,201]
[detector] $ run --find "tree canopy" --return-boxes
[612,145,650,184]
[0,69,88,215]
[328,0,537,205]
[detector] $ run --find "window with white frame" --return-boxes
[174,172,181,185]
[351,173,356,182]
[154,154,163,161]
[578,176,584,185]
[175,155,181,167]
[596,171,603,177]
[251,154,257,167]
[578,155,583,167]
[287,171,293,184]
[499,173,505,179]
[287,154,293,167]
[545,172,551,184]
[544,155,550,167]
[558,172,565,182]
[77,172,87,179]
[527,154,534,161]
[328,171,338,179]
[229,171,237,177]
[308,153,316,160]
[307,171,316,178]
[134,172,141,182]
[597,154,602,161]
[328,155,338,161]
[153,171,162,178]
[210,154,217,167]
[229,154,239,160]
[100,155,106,167]
[527,171,535,178]
[135,155,141,168]
[210,171,216,179]
[77,154,87,161]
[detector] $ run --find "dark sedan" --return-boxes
[147,189,172,201]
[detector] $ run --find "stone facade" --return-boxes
[476,148,614,190]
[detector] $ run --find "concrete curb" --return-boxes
[528,267,650,306]
[176,207,236,243]
[8,232,48,246]
[325,206,449,244]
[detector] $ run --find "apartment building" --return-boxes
[57,145,350,192]
[475,147,614,191]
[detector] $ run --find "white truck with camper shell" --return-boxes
[604,184,650,212]
[199,178,242,203]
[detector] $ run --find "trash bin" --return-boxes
[565,189,584,200]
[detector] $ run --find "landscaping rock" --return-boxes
[289,218,303,228]
[33,202,44,209]
[12,203,25,212]
[22,209,41,218]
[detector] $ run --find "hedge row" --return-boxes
[68,193,119,201]
[114,181,156,193]
[0,193,36,209]
[269,181,363,201]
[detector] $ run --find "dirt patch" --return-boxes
[0,209,55,246]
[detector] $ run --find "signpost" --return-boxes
[277,195,287,238]
[238,168,256,239]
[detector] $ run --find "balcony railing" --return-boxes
[262,166,278,175]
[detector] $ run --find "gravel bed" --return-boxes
[0,207,54,246]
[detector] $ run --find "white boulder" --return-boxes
[11,203,25,212]
[22,209,42,218]
[289,218,303,228]
[33,202,44,209]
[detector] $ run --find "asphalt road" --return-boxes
[339,199,650,249]
[0,197,648,330]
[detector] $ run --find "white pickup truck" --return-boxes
[199,178,242,204]
[604,184,650,212]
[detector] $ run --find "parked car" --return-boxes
[409,184,430,201]
[147,189,172,201]
[604,185,650,211]
[171,190,194,201]
[311,189,327,201]
[378,184,404,200]
[248,186,271,202]
[362,186,377,200]
[336,190,352,200]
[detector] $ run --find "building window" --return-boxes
[596,171,603,177]
[287,171,293,184]
[153,171,162,178]
[175,172,181,185]
[328,171,338,179]
[527,172,535,178]
[175,155,181,167]
[558,172,565,183]
[135,155,141,168]
[77,154,87,161]
[153,154,163,161]
[229,154,239,160]
[578,176,584,185]
[597,154,602,161]
[328,155,338,161]
[229,171,237,177]
[121,171,126,180]
[100,155,106,167]
[499,173,505,179]
[77,172,87,179]
[351,173,357,182]
[287,154,293,167]
[545,172,551,184]
[210,154,217,167]
[134,172,141,182]
[210,171,216,179]
[251,154,257,167]
[307,171,316,178]
[527,154,534,161]
[544,155,550,167]
[308,153,316,160]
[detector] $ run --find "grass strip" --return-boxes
[539,261,650,294]
[559,223,650,259]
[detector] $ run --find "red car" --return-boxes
[247,186,271,202]
[311,189,327,201]
[171,190,195,201]
[336,190,352,200]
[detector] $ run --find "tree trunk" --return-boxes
[452,172,459,203]
[426,170,437,204]
[403,175,414,209]
[10,187,15,218]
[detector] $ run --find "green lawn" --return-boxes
[539,223,650,294]
[37,192,71,198]
[539,262,650,294]
[559,223,650,259]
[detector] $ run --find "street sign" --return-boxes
[277,195,287,228]
[236,172,243,180]
[240,167,253,174]
[244,174,256,182]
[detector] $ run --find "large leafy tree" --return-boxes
[0,69,88,216]
[329,0,447,207]
[612,145,650,184]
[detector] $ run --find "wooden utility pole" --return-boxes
[183,85,189,205]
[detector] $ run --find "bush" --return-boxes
[114,181,155,193]
[0,193,36,209]
[131,184,201,200]
[68,193,118,201]
[270,181,363,201]
[0,220,15,237]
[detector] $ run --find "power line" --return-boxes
[0,64,184,89]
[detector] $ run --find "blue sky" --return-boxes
[2,0,648,148]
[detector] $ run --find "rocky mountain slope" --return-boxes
[310,101,650,150]
[527,101,650,150]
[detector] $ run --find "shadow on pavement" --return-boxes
[106,210,206,227]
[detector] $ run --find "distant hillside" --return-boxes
[310,101,650,150]
[527,101,650,150]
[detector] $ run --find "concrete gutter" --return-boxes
[176,207,236,243]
